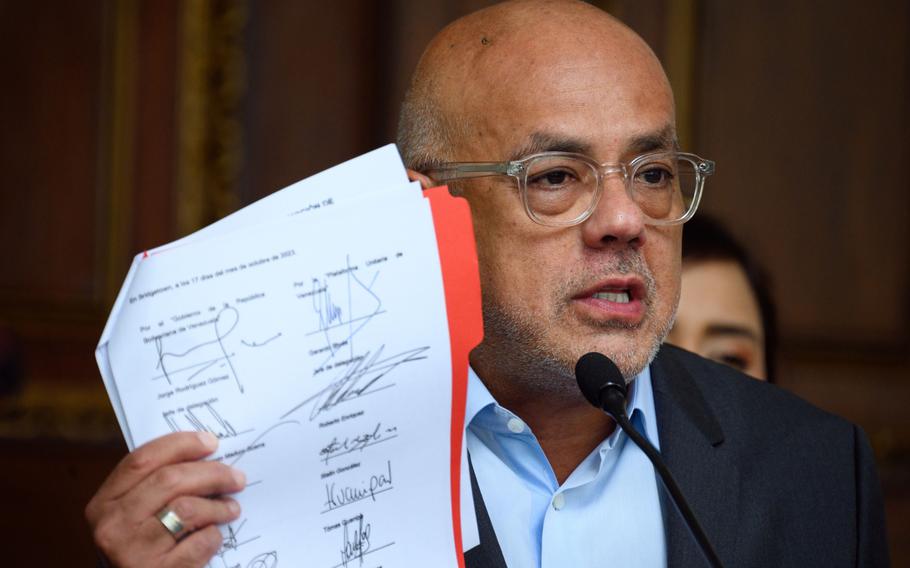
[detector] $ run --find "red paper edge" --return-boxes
[425,186,483,568]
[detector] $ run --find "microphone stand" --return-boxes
[576,352,724,568]
[608,402,724,568]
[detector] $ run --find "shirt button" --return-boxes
[506,417,525,434]
[552,492,566,510]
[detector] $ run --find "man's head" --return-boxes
[399,0,683,401]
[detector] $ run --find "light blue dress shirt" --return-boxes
[465,366,667,568]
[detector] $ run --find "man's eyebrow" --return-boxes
[507,132,593,161]
[703,324,761,342]
[507,126,679,162]
[627,125,679,155]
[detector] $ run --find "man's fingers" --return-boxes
[126,495,241,559]
[121,460,246,521]
[119,461,246,520]
[84,431,245,566]
[91,432,220,506]
[165,525,224,568]
[162,495,242,535]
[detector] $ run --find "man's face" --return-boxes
[451,37,681,391]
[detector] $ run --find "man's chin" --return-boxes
[569,331,662,383]
[476,300,668,392]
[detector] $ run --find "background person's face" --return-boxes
[668,259,767,380]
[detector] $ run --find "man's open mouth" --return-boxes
[577,277,646,303]
[571,278,648,323]
[591,290,631,304]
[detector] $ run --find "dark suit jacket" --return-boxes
[464,344,890,568]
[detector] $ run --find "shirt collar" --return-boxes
[465,366,498,427]
[465,363,660,449]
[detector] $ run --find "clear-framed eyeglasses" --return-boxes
[424,151,715,227]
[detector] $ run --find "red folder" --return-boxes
[425,186,484,568]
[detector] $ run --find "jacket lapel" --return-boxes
[651,346,741,568]
[463,456,508,568]
[463,346,740,568]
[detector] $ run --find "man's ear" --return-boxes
[407,169,436,189]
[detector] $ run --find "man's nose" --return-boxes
[579,174,646,248]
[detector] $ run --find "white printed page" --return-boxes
[106,196,459,568]
[96,145,419,441]
[151,144,415,254]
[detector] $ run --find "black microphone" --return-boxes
[575,352,724,568]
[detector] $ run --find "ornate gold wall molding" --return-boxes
[101,0,138,304]
[175,0,247,238]
[664,0,697,151]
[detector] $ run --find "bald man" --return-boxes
[86,2,888,567]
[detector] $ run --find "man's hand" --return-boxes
[85,431,246,568]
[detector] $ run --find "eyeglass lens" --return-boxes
[523,154,698,225]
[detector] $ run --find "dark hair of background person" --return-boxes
[682,215,778,384]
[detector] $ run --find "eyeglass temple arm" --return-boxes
[423,162,516,183]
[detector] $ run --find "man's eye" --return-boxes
[637,166,673,186]
[529,169,576,187]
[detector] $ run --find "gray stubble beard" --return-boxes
[474,251,677,401]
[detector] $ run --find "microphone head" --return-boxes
[574,352,628,411]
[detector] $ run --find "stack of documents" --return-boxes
[96,145,482,568]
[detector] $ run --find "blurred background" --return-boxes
[1,0,907,564]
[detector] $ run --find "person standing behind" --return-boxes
[667,215,777,382]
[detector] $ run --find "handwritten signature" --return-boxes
[331,513,395,568]
[340,514,371,568]
[151,305,284,395]
[153,306,246,393]
[245,552,278,568]
[211,518,267,568]
[210,546,276,568]
[323,461,394,513]
[241,332,282,348]
[308,255,384,363]
[220,519,257,552]
[163,400,253,440]
[312,278,344,337]
[319,422,398,464]
[282,345,429,421]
